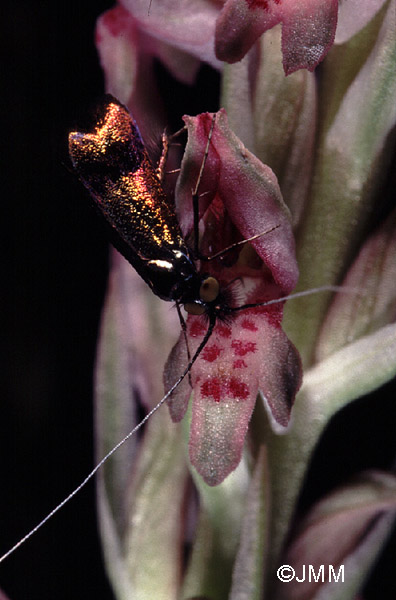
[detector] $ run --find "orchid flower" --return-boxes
[93,1,396,599]
[164,109,301,486]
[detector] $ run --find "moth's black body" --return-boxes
[69,97,231,323]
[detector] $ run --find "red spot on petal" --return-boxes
[245,0,281,9]
[101,6,130,36]
[216,324,232,338]
[189,320,207,337]
[227,377,249,400]
[250,305,283,328]
[241,318,258,332]
[246,0,269,10]
[202,344,222,363]
[201,375,250,402]
[232,339,257,356]
[201,378,222,402]
[233,359,247,369]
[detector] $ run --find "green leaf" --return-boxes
[279,472,396,600]
[221,55,256,151]
[252,26,317,227]
[222,25,317,228]
[95,254,188,600]
[316,207,396,360]
[123,412,188,600]
[182,411,249,600]
[284,1,396,364]
[264,322,396,583]
[229,447,269,600]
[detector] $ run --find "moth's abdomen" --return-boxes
[69,100,185,253]
[105,154,186,254]
[69,98,198,301]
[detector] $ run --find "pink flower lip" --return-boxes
[215,0,338,75]
[164,110,302,485]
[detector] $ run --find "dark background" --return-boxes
[2,1,114,598]
[1,1,395,599]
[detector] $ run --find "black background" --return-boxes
[2,1,114,598]
[1,1,395,599]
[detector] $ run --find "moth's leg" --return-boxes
[156,126,186,183]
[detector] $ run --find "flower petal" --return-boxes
[96,6,201,137]
[163,331,192,423]
[189,391,256,487]
[120,0,222,69]
[215,0,338,75]
[176,109,299,294]
[186,314,259,486]
[165,297,302,485]
[166,109,302,485]
[96,6,139,105]
[184,306,301,485]
[96,6,164,138]
[257,317,302,428]
[280,0,338,75]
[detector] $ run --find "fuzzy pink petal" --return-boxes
[120,0,222,69]
[215,0,278,63]
[96,6,140,105]
[150,38,201,85]
[188,314,260,485]
[177,110,298,294]
[96,6,165,139]
[257,316,302,427]
[96,6,201,138]
[216,0,338,74]
[186,307,301,485]
[163,332,192,423]
[166,110,302,485]
[281,0,338,74]
[189,378,257,486]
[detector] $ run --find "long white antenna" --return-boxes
[0,397,164,564]
[0,320,214,565]
[0,284,358,564]
[231,285,359,313]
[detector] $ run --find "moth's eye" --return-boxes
[199,276,219,303]
[184,302,206,316]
